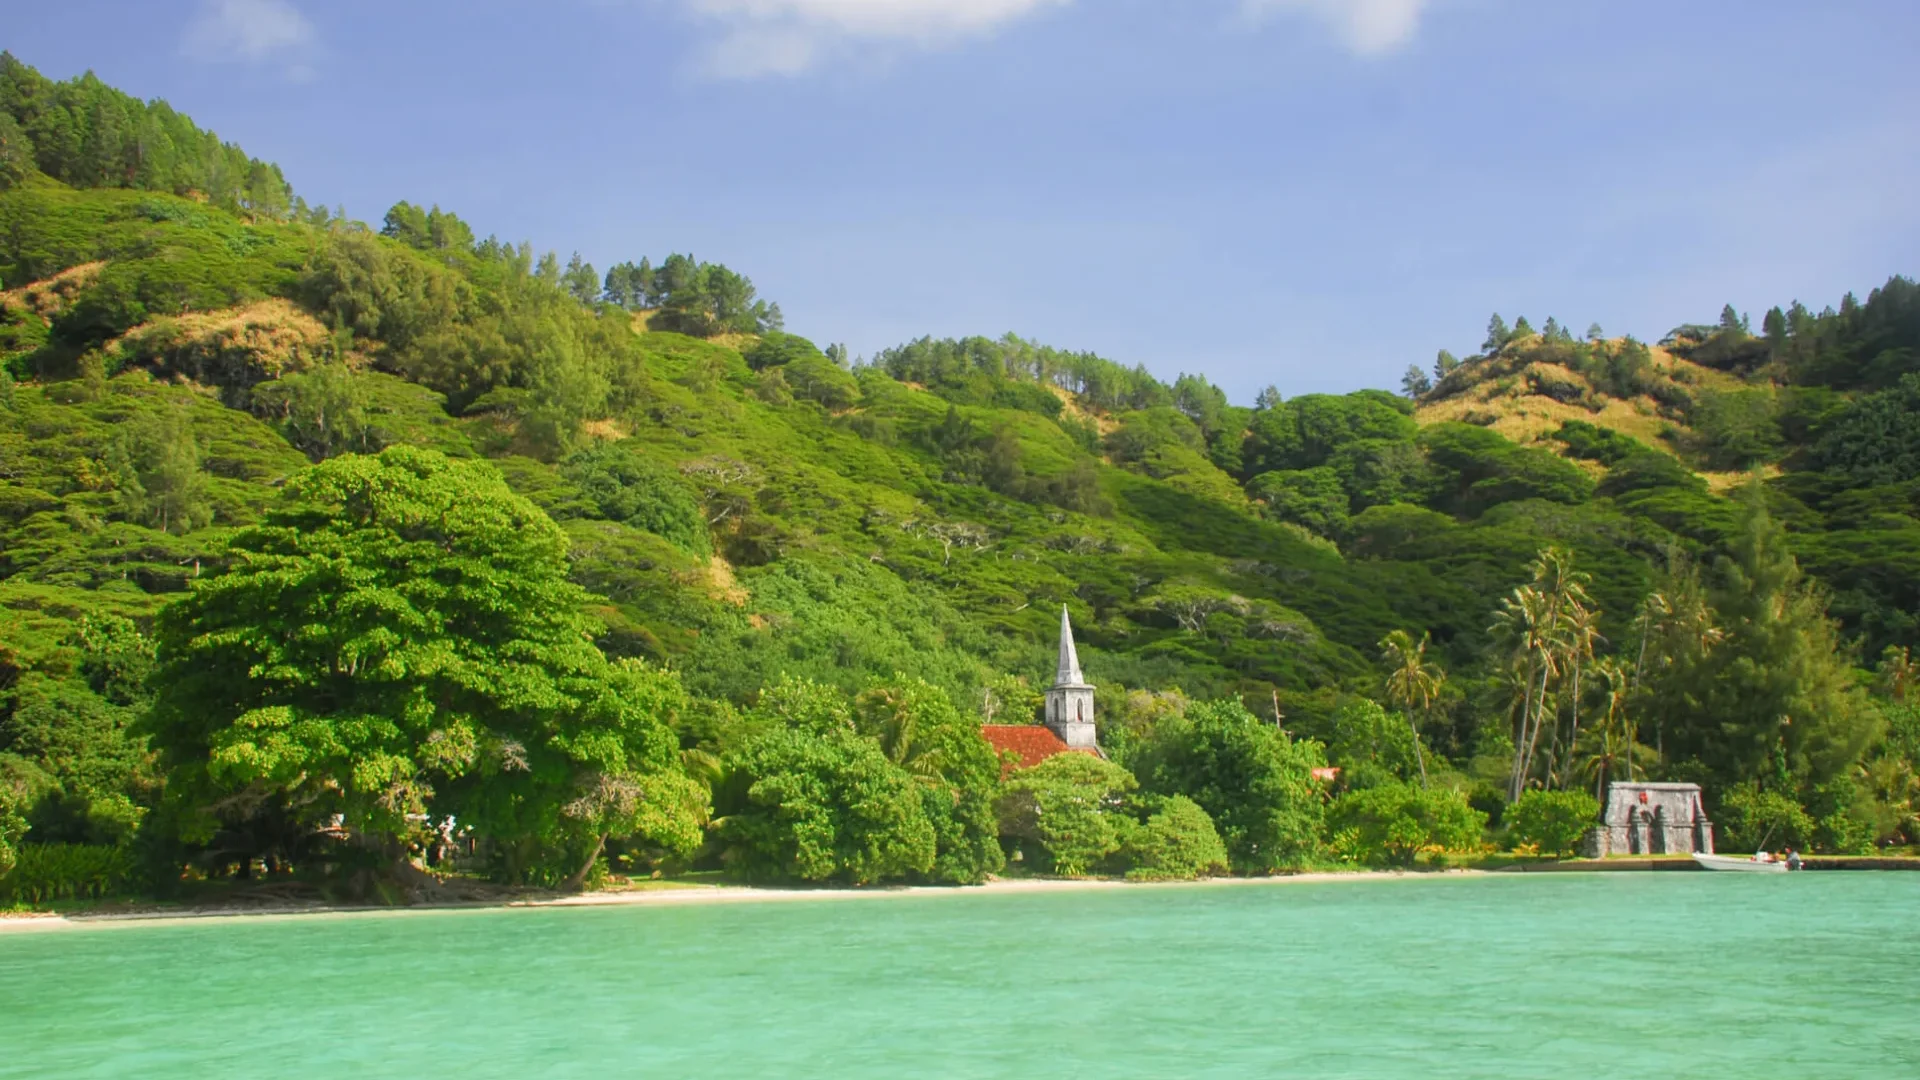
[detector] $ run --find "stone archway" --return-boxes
[1628,808,1654,854]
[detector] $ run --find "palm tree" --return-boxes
[1574,658,1634,801]
[1556,599,1605,789]
[854,685,947,784]
[1379,629,1444,788]
[1491,583,1561,800]
[1490,547,1592,800]
[1628,590,1671,696]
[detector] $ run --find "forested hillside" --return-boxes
[2,55,1916,897]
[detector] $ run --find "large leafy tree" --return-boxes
[106,406,212,535]
[713,725,936,884]
[1135,699,1328,872]
[144,446,702,882]
[996,752,1137,877]
[854,676,1004,884]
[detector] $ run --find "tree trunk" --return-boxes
[1562,663,1583,790]
[1406,708,1429,789]
[1510,658,1538,802]
[1520,662,1552,798]
[563,833,609,893]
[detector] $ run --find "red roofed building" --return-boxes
[979,724,1096,773]
[980,606,1105,774]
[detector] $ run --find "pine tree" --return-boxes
[1762,306,1788,350]
[562,253,600,305]
[1432,349,1459,382]
[1401,365,1432,399]
[1482,314,1510,354]
[1653,491,1878,792]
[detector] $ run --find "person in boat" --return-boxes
[1785,848,1803,871]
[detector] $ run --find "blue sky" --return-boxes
[11,1,1920,401]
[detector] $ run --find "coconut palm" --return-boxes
[854,685,947,783]
[1491,583,1565,800]
[1379,629,1444,788]
[1574,658,1635,801]
[1555,599,1605,789]
[1490,547,1593,800]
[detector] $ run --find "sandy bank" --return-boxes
[0,870,1463,934]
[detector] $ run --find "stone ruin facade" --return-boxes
[1580,782,1715,857]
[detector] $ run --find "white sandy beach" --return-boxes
[0,870,1457,933]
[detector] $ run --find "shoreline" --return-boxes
[0,870,1463,933]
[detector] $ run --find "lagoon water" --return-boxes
[3,873,1917,1078]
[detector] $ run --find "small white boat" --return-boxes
[1692,853,1789,873]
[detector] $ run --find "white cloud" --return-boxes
[1244,0,1431,55]
[674,0,1071,77]
[667,0,1436,78]
[183,0,316,65]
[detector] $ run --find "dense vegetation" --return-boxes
[2,56,1916,901]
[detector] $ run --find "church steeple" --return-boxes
[1055,605,1087,688]
[1045,605,1098,750]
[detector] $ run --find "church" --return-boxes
[979,606,1104,771]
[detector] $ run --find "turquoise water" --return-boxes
[3,874,1917,1078]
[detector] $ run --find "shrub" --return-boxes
[1329,783,1486,868]
[1119,795,1229,881]
[0,843,131,904]
[783,353,860,409]
[742,331,825,371]
[1504,790,1599,857]
[1715,782,1815,851]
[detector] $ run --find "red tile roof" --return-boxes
[979,725,1097,773]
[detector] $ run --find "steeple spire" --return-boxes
[1055,605,1086,688]
[1044,605,1098,750]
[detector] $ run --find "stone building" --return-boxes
[980,606,1102,771]
[1581,781,1715,857]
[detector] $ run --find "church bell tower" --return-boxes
[1045,606,1098,750]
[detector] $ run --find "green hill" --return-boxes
[2,53,1918,889]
